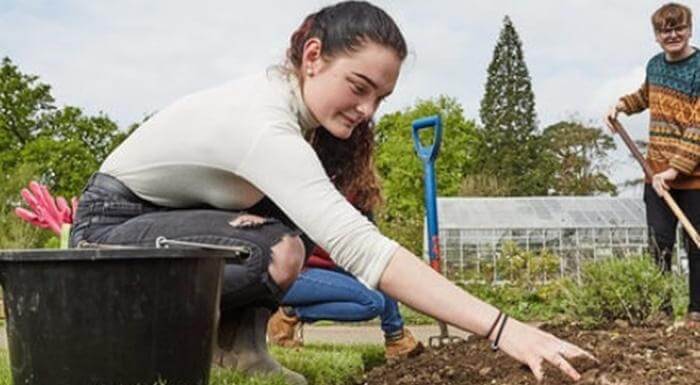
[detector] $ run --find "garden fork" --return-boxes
[412,115,463,348]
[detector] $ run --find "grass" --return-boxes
[0,350,9,385]
[398,303,436,325]
[0,343,384,385]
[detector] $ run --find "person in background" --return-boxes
[605,2,699,328]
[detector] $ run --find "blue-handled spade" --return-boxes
[412,115,462,348]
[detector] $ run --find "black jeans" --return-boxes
[70,173,310,312]
[644,184,700,312]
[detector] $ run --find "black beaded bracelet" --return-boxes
[490,315,509,351]
[484,311,503,339]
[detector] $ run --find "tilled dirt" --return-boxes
[362,322,700,385]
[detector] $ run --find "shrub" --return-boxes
[464,280,568,321]
[561,255,684,328]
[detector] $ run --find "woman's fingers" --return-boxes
[529,345,586,382]
[547,354,580,381]
[561,341,597,362]
[528,359,544,382]
[524,337,595,382]
[229,214,268,228]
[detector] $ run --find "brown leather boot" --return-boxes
[267,307,303,348]
[687,311,700,329]
[384,328,424,361]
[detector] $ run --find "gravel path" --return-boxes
[303,324,471,345]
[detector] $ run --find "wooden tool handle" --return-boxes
[611,119,654,178]
[611,119,700,248]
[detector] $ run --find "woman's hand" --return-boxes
[379,249,596,382]
[496,318,596,381]
[652,168,678,196]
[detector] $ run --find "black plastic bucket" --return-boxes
[0,247,232,385]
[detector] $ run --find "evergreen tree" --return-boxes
[476,16,544,195]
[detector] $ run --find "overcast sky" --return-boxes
[1,0,691,195]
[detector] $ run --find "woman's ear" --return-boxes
[301,38,323,76]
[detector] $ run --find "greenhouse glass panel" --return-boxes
[432,197,673,283]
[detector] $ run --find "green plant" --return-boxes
[463,279,568,321]
[561,255,683,328]
[474,242,561,286]
[0,163,53,249]
[398,303,436,325]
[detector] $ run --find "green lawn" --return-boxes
[0,343,384,385]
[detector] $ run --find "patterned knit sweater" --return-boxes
[620,49,700,189]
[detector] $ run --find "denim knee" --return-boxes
[363,290,386,318]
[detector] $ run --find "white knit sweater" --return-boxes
[101,68,398,288]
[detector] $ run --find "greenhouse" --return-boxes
[428,196,688,283]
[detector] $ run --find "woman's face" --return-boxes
[301,40,402,139]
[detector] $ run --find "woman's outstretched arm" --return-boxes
[378,246,594,382]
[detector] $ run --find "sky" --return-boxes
[0,0,691,195]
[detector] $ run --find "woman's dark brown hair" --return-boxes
[305,123,382,214]
[288,1,407,213]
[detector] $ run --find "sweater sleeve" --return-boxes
[236,121,399,288]
[619,82,649,114]
[669,98,700,174]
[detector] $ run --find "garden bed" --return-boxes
[363,321,699,385]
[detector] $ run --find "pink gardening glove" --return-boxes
[14,181,77,236]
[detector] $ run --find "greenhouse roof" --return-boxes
[437,196,646,230]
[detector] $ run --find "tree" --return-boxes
[0,57,55,151]
[0,57,129,247]
[458,174,513,197]
[541,120,617,195]
[374,96,478,254]
[476,16,545,195]
[0,57,127,197]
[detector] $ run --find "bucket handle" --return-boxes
[76,238,251,261]
[155,237,251,259]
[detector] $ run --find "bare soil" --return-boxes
[362,321,700,385]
